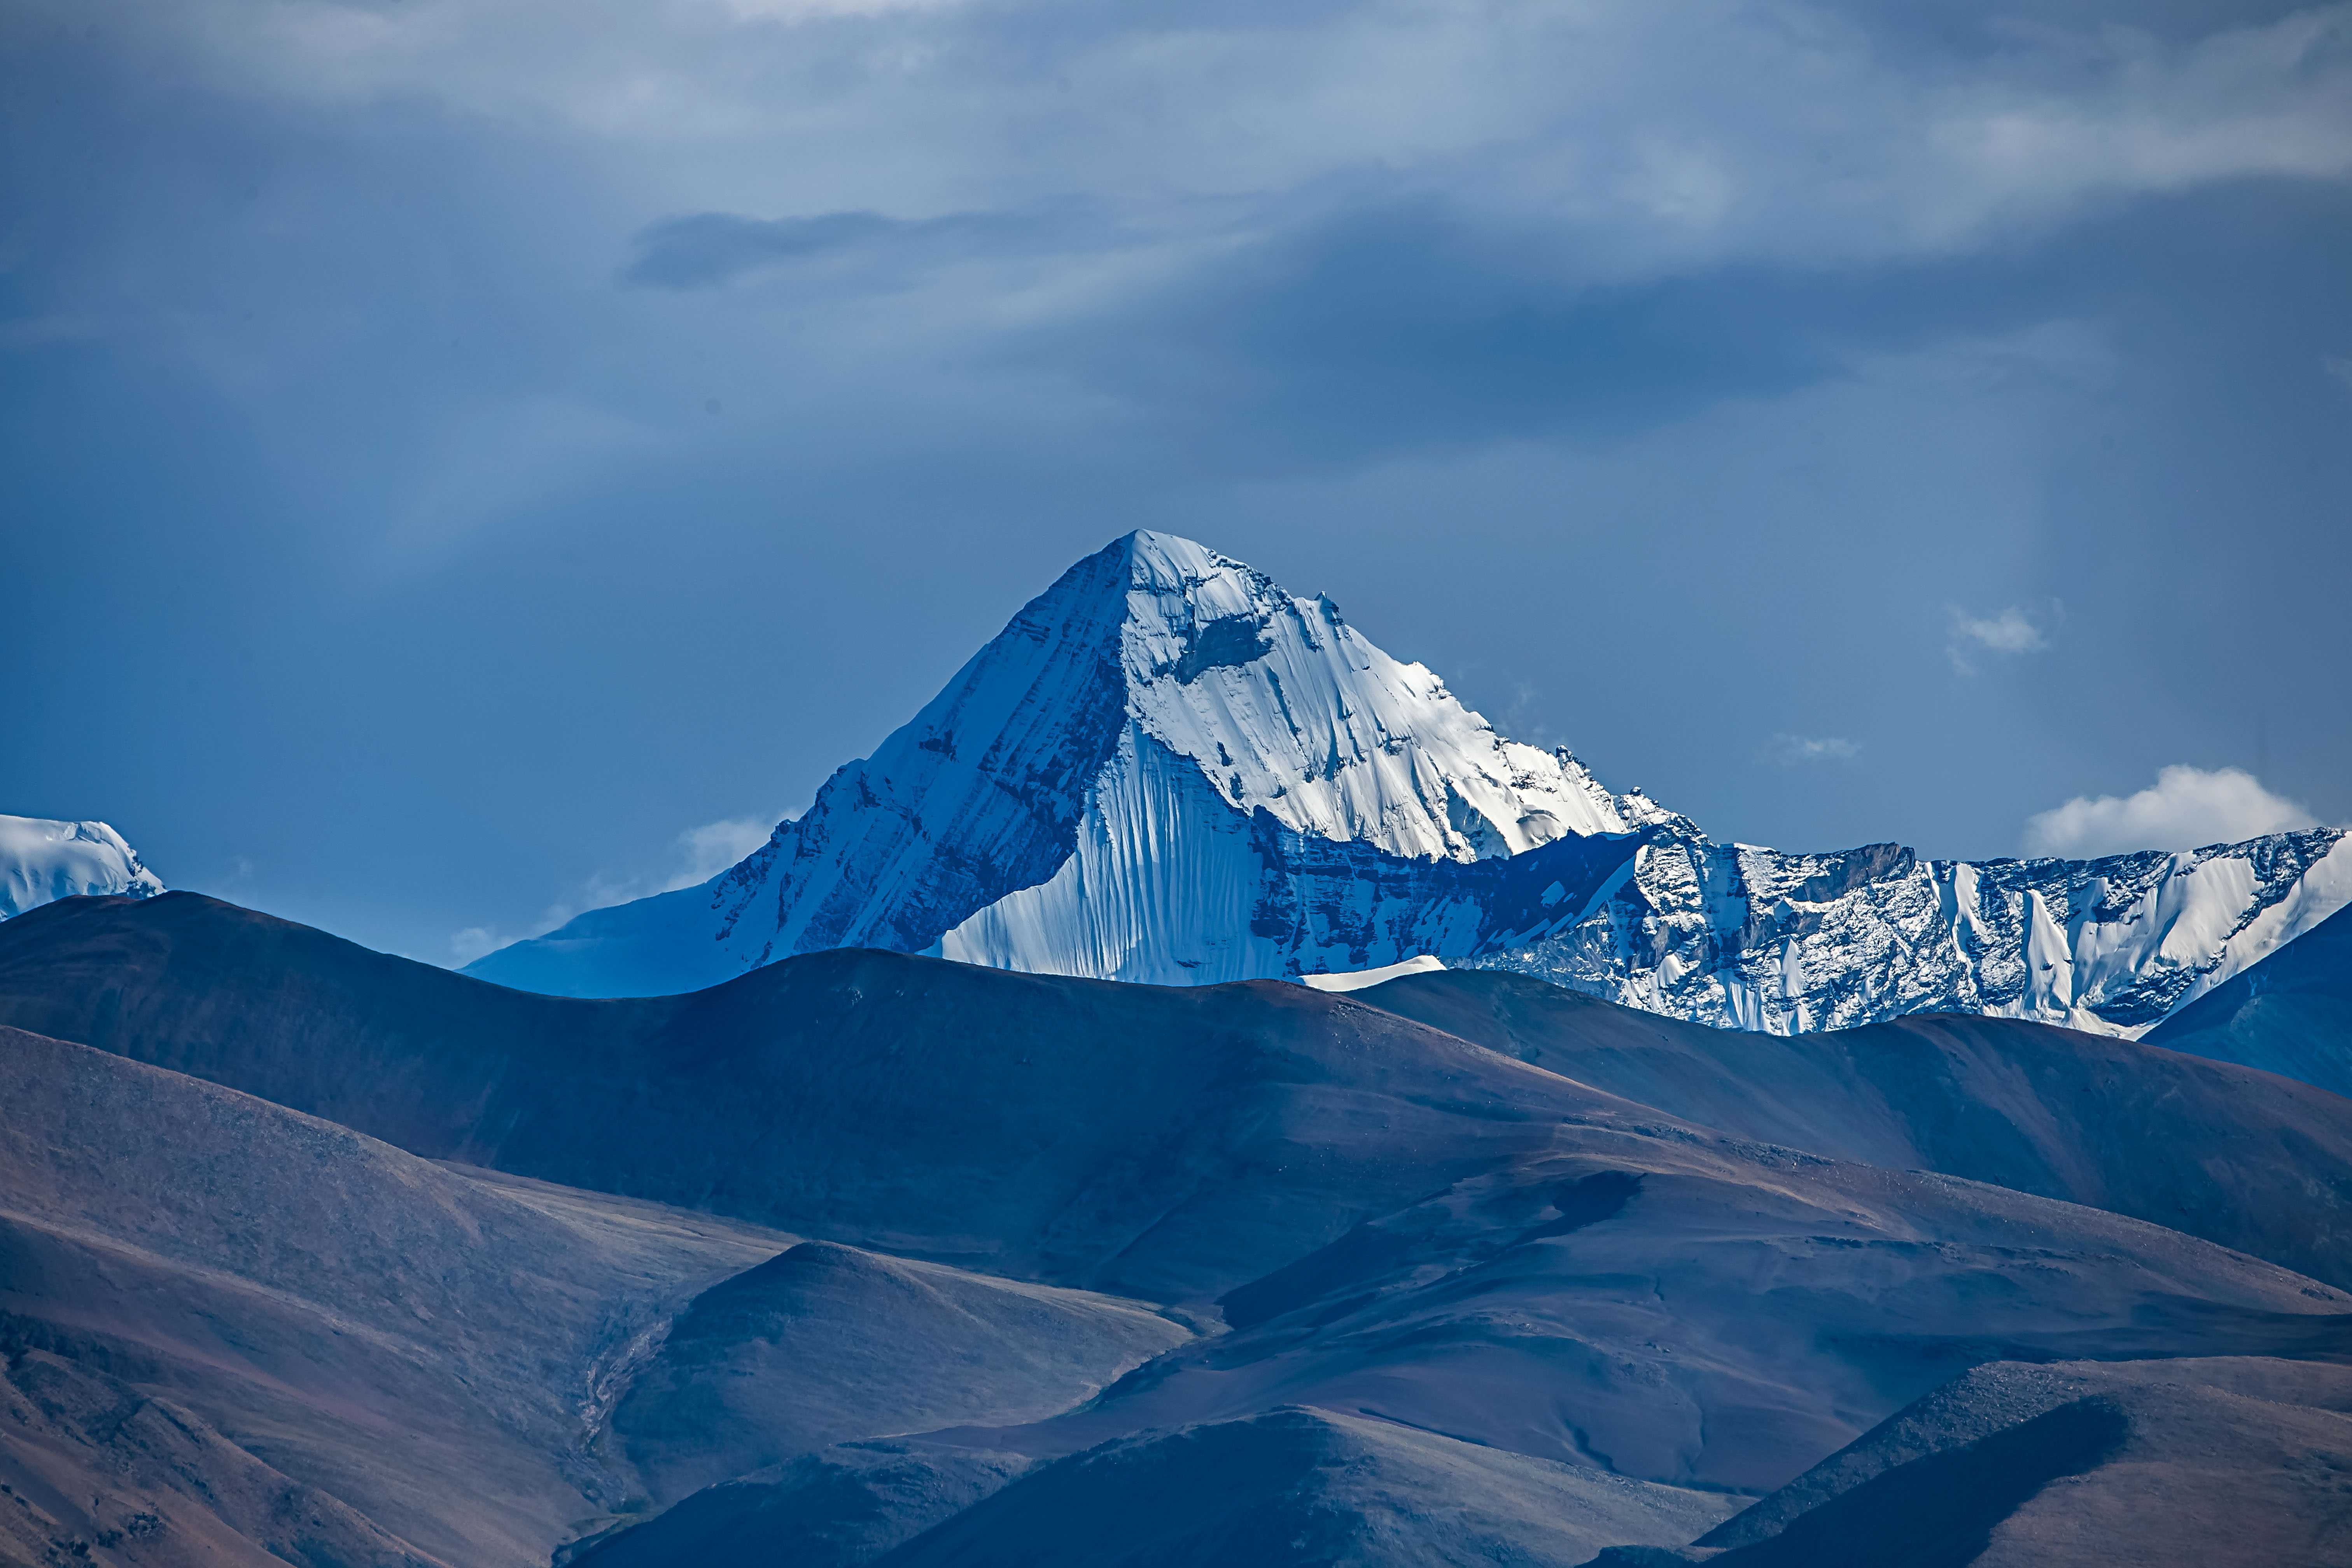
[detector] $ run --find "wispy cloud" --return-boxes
[2022,765,2321,860]
[1767,733,1862,765]
[712,0,973,21]
[1946,600,2060,674]
[667,816,776,888]
[448,925,508,966]
[449,813,776,966]
[625,212,904,289]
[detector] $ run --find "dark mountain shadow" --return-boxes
[1707,1398,2129,1568]
[1582,1357,2352,1568]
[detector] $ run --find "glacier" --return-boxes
[466,531,2350,1039]
[0,814,165,919]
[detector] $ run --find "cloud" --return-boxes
[710,0,971,20]
[1953,606,2046,654]
[539,813,778,921]
[448,925,507,966]
[665,816,775,889]
[621,208,1076,290]
[29,0,2352,489]
[91,0,2352,284]
[1768,734,1862,764]
[448,814,775,968]
[2022,764,2322,859]
[623,212,905,289]
[1946,600,2061,673]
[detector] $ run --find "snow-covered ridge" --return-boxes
[1459,821,2352,1039]
[466,531,2352,1040]
[0,815,164,919]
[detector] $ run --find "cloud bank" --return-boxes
[2023,765,2322,860]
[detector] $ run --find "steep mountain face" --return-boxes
[461,532,2352,1049]
[466,532,1635,997]
[0,813,162,918]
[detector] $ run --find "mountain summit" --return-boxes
[467,534,2350,1056]
[471,533,1642,996]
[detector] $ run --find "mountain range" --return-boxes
[5,532,2350,1564]
[463,533,2350,1058]
[0,890,2348,1564]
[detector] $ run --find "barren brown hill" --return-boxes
[7,892,2352,1295]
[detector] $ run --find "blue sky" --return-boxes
[4,0,2348,964]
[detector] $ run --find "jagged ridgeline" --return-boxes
[466,532,2350,1046]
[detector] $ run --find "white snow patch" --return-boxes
[1298,954,1447,992]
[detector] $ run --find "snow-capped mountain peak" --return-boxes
[0,814,164,919]
[467,531,1641,996]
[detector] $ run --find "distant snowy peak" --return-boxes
[0,815,164,919]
